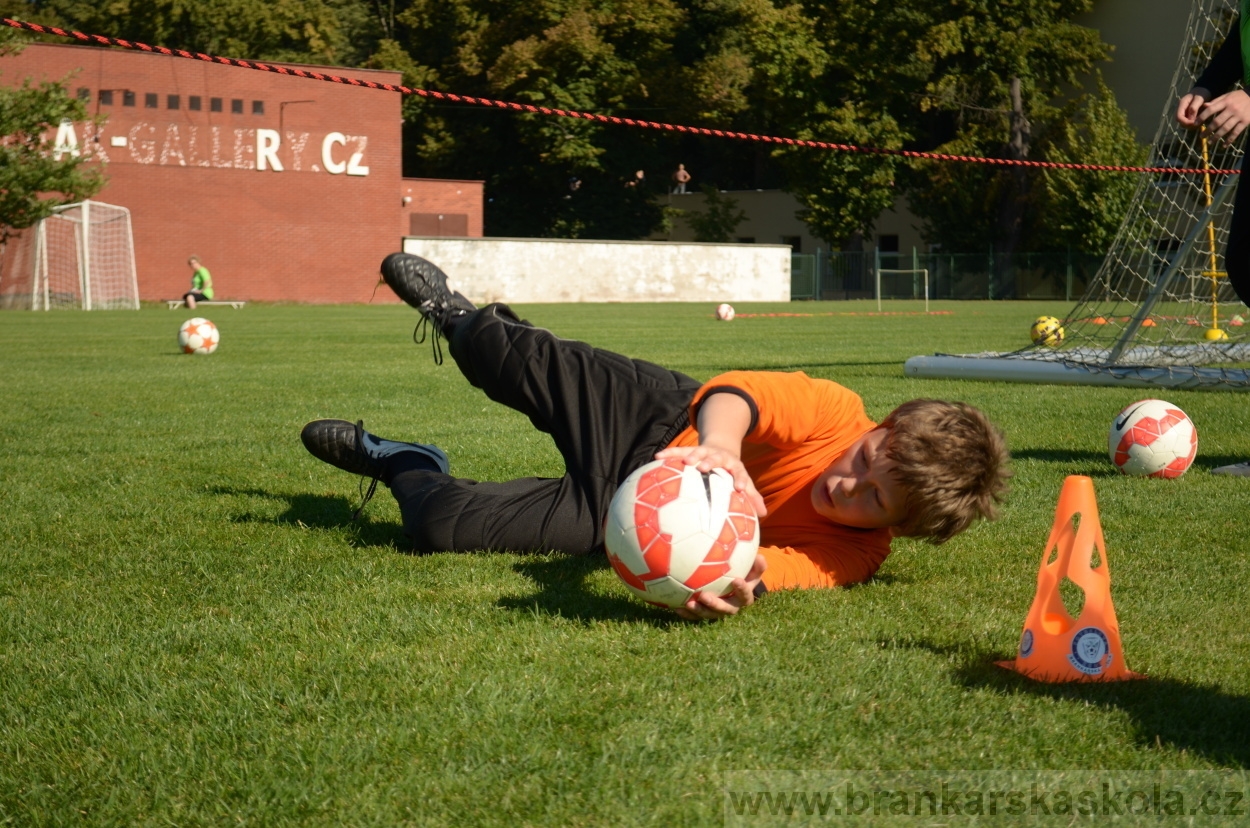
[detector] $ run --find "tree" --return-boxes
[1034,76,1148,253]
[775,0,1141,256]
[14,0,369,65]
[8,0,1145,250]
[685,185,746,243]
[385,0,833,238]
[0,32,104,243]
[893,0,1131,257]
[773,0,916,247]
[775,103,905,247]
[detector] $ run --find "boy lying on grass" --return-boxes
[301,254,1011,621]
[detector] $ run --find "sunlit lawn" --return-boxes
[1,299,1247,825]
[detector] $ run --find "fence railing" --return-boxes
[791,249,1104,302]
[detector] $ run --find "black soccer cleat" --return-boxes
[380,253,478,364]
[380,252,476,330]
[301,419,449,521]
[301,418,449,519]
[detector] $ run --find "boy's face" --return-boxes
[810,427,909,530]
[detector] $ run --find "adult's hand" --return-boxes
[1177,92,1207,129]
[1198,90,1250,144]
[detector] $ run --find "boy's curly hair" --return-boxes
[880,399,1011,544]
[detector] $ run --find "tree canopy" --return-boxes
[0,28,104,241]
[6,0,1147,251]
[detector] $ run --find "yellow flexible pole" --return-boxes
[1200,132,1226,338]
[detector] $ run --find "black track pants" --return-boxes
[1227,177,1250,304]
[389,304,701,554]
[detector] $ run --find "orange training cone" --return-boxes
[997,475,1143,682]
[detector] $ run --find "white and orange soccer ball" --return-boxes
[716,303,735,321]
[178,317,220,355]
[1108,399,1197,478]
[604,458,759,608]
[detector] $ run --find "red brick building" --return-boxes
[0,42,483,304]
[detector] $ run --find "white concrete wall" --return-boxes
[401,236,791,303]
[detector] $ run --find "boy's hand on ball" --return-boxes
[653,445,767,517]
[674,553,766,622]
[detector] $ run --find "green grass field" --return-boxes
[2,300,1248,825]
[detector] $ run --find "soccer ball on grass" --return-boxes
[1030,315,1064,346]
[716,303,735,321]
[1108,399,1197,478]
[604,458,759,608]
[178,317,220,355]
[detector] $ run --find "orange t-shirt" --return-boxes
[665,371,892,590]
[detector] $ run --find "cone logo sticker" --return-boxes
[1068,627,1112,675]
[1019,629,1034,658]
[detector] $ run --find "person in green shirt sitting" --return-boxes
[184,255,214,309]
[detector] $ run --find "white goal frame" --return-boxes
[875,269,930,312]
[30,200,140,311]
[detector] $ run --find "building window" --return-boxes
[782,235,802,252]
[99,90,114,106]
[736,237,756,244]
[123,90,136,107]
[210,97,222,112]
[76,87,90,101]
[167,94,180,110]
[145,92,158,108]
[251,100,264,115]
[877,234,900,253]
[231,99,243,114]
[189,96,201,111]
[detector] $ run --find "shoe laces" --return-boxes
[350,419,381,521]
[412,312,445,365]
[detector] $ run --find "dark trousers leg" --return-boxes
[389,304,701,554]
[1226,176,1250,305]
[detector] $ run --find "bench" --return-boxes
[165,299,247,310]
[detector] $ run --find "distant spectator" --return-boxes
[671,164,691,194]
[184,255,213,310]
[626,169,646,189]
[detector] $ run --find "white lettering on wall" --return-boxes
[60,121,369,176]
[256,128,283,172]
[81,121,109,163]
[128,123,156,164]
[210,126,231,168]
[321,132,347,174]
[160,124,187,166]
[186,126,209,167]
[285,131,310,171]
[53,119,80,160]
[233,128,256,169]
[346,136,369,176]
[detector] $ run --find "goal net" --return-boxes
[3,201,140,311]
[907,0,1250,391]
